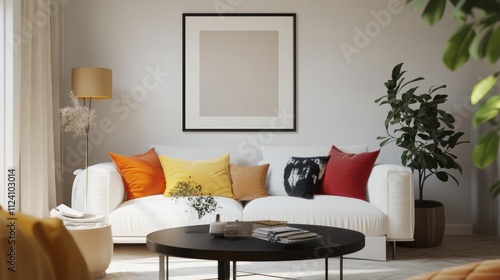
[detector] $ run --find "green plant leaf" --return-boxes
[471,73,499,105]
[375,95,386,103]
[424,153,438,169]
[409,0,428,11]
[490,181,500,197]
[439,117,456,128]
[470,27,493,60]
[401,154,408,166]
[401,77,425,89]
[432,94,448,101]
[391,63,404,81]
[447,172,460,186]
[385,80,397,90]
[451,0,469,22]
[418,133,431,140]
[478,13,500,29]
[435,171,449,182]
[418,94,432,102]
[444,154,457,169]
[443,23,475,71]
[434,153,447,165]
[486,25,500,64]
[451,0,482,16]
[379,138,394,147]
[448,132,465,147]
[422,0,446,26]
[473,95,500,127]
[472,130,500,169]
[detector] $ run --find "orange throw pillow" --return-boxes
[109,148,166,200]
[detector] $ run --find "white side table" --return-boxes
[69,224,113,279]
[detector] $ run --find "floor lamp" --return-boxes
[71,67,112,213]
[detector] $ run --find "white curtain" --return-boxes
[19,0,60,217]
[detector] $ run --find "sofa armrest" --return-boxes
[71,162,124,217]
[367,164,414,241]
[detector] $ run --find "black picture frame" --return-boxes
[182,13,296,131]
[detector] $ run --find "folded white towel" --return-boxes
[50,208,104,223]
[50,204,106,230]
[63,221,106,230]
[55,204,84,218]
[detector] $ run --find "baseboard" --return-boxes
[445,224,473,235]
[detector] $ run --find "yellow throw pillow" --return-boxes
[1,210,56,280]
[0,208,91,280]
[230,164,269,201]
[159,153,234,199]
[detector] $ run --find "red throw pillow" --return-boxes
[109,148,166,200]
[318,145,380,200]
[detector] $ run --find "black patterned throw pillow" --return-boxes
[283,156,330,199]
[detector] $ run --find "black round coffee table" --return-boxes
[146,224,365,280]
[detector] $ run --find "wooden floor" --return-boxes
[102,233,500,280]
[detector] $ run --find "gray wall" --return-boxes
[61,0,482,234]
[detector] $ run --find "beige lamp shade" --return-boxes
[72,67,112,99]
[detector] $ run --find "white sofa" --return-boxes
[72,144,414,261]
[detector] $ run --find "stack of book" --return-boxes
[251,226,321,244]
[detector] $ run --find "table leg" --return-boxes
[218,260,230,280]
[233,261,236,280]
[325,257,344,280]
[339,255,343,280]
[392,241,397,260]
[159,255,164,280]
[325,258,328,280]
[158,254,169,280]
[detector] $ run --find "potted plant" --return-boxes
[168,179,221,220]
[375,62,468,247]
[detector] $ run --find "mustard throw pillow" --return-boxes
[0,208,91,280]
[1,209,56,280]
[230,164,269,201]
[159,153,234,198]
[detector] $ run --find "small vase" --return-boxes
[209,214,225,237]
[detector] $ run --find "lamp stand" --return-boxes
[83,97,92,213]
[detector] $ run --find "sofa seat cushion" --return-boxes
[242,195,386,236]
[109,195,244,237]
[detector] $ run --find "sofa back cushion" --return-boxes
[260,145,368,196]
[152,145,261,165]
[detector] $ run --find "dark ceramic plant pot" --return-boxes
[398,200,445,248]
